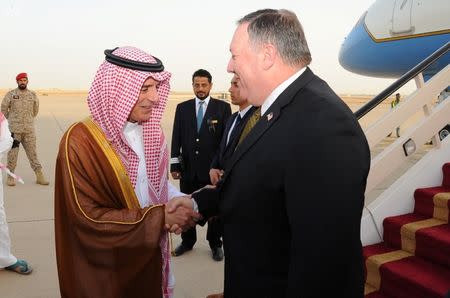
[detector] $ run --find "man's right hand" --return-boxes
[164,196,201,234]
[209,168,223,185]
[171,171,181,180]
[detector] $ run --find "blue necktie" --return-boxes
[197,101,204,132]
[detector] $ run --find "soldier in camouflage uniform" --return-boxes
[1,73,49,186]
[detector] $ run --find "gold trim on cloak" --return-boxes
[64,119,164,225]
[82,117,140,209]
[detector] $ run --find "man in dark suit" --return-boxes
[170,69,231,261]
[209,74,255,185]
[169,9,370,298]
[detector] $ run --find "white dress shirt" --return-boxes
[226,105,253,145]
[123,122,184,208]
[261,67,306,115]
[195,96,210,115]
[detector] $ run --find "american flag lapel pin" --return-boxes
[267,112,273,121]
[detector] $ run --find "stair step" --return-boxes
[378,255,450,298]
[363,163,450,297]
[363,243,395,279]
[366,250,450,298]
[365,283,395,297]
[414,186,450,221]
[383,214,428,249]
[364,243,396,259]
[383,214,450,267]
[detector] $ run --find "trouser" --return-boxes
[7,132,42,172]
[0,174,17,268]
[180,176,223,249]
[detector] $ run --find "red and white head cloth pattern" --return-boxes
[87,46,173,297]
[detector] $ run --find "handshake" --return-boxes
[164,195,200,235]
[163,185,216,234]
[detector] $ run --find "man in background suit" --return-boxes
[169,9,370,297]
[170,69,231,261]
[209,74,255,185]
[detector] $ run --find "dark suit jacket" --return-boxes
[194,68,370,297]
[210,106,257,171]
[171,98,231,187]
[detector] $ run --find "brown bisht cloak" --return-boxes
[55,118,165,298]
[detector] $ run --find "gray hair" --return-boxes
[238,9,312,66]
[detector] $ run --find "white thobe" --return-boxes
[0,119,16,268]
[123,121,184,295]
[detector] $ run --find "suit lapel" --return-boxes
[222,68,316,182]
[200,98,217,133]
[189,99,197,132]
[217,112,238,163]
[224,112,238,145]
[224,106,256,156]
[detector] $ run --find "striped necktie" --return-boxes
[237,107,261,146]
[197,101,204,132]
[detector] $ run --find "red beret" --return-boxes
[16,73,28,81]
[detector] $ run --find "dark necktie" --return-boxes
[197,101,204,132]
[234,113,242,127]
[237,107,261,146]
[227,114,242,146]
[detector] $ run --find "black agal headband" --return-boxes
[104,47,165,72]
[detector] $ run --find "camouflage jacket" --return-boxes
[1,88,39,133]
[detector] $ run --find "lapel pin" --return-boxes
[267,112,273,121]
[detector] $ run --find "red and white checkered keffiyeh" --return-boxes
[87,46,173,297]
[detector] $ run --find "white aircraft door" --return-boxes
[391,0,414,34]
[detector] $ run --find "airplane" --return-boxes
[339,1,450,297]
[339,0,450,81]
[339,0,450,139]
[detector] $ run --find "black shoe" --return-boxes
[173,244,192,257]
[211,247,224,261]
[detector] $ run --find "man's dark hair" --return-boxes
[192,69,212,83]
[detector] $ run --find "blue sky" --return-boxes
[0,0,409,94]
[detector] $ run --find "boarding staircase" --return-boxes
[363,163,450,297]
[356,42,450,297]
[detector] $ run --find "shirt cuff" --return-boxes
[170,157,180,164]
[192,199,199,213]
[167,180,185,200]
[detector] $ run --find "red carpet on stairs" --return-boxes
[364,163,450,298]
[414,186,450,219]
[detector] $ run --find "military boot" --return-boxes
[6,176,16,186]
[35,170,49,185]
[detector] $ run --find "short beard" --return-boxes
[18,84,27,90]
[196,93,209,100]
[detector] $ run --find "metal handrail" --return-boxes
[355,42,450,119]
